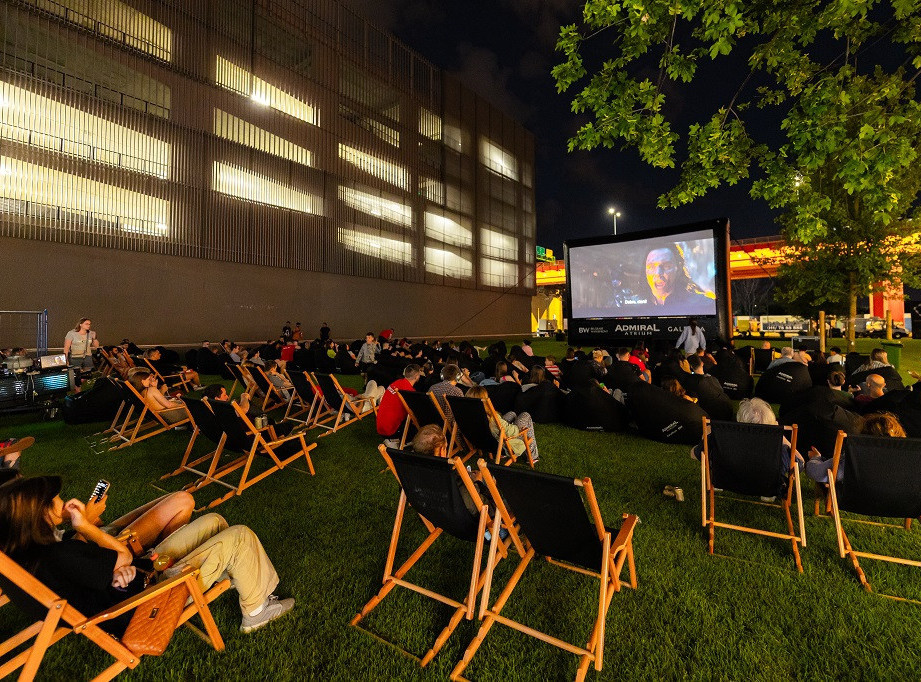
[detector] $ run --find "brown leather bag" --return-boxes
[121,582,190,656]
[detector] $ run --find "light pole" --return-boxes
[607,207,621,235]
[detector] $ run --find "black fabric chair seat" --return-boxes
[838,435,921,518]
[752,348,774,373]
[627,381,706,444]
[399,389,443,427]
[513,382,564,423]
[754,362,812,405]
[678,373,734,421]
[446,396,502,453]
[706,421,788,498]
[483,382,521,415]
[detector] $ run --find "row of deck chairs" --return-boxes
[396,390,536,466]
[701,417,921,599]
[351,445,638,681]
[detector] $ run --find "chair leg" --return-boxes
[841,527,872,591]
[783,500,803,573]
[20,599,65,680]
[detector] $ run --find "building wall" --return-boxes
[1,237,531,346]
[0,0,536,341]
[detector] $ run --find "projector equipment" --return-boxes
[0,366,68,413]
[792,336,821,352]
[39,353,67,369]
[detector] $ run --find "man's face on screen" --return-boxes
[646,248,678,300]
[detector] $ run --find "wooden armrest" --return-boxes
[610,513,639,553]
[82,568,199,627]
[265,432,315,447]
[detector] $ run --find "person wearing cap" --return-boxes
[0,476,296,634]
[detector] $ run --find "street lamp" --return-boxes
[607,207,621,235]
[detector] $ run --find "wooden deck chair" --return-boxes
[224,363,248,397]
[445,395,535,467]
[179,399,316,509]
[752,348,774,374]
[397,389,449,449]
[98,348,115,377]
[246,366,289,413]
[311,373,376,437]
[283,371,318,425]
[85,379,135,453]
[701,417,806,572]
[142,357,191,393]
[0,553,228,682]
[160,398,228,494]
[351,446,509,666]
[451,461,638,682]
[827,433,921,599]
[111,381,196,453]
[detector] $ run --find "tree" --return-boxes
[731,278,773,317]
[553,0,921,348]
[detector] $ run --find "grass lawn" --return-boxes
[3,338,921,680]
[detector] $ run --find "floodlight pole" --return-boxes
[607,207,621,235]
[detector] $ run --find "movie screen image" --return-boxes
[569,229,717,319]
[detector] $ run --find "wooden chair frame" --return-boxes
[311,373,377,438]
[446,395,535,467]
[396,391,449,449]
[281,371,318,425]
[178,399,316,510]
[450,460,638,682]
[142,357,192,393]
[110,382,196,455]
[351,446,509,666]
[700,417,806,572]
[246,365,289,413]
[826,431,921,599]
[0,553,228,682]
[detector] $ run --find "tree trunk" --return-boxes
[848,271,858,351]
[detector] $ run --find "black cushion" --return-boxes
[682,374,735,421]
[564,385,628,432]
[627,381,707,444]
[708,358,754,399]
[754,362,812,404]
[514,382,564,423]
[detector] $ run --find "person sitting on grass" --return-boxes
[129,370,187,424]
[466,386,539,463]
[806,412,907,484]
[0,476,295,635]
[662,377,697,403]
[544,355,561,381]
[852,373,886,408]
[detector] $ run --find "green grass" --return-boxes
[3,340,921,680]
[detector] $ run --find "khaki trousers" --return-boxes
[153,513,279,613]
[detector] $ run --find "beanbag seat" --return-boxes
[754,362,812,405]
[627,381,707,444]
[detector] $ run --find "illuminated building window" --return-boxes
[480,228,518,260]
[425,246,472,279]
[0,80,170,178]
[338,143,408,190]
[216,56,317,126]
[337,225,413,264]
[0,156,168,234]
[420,177,445,205]
[444,123,463,152]
[25,0,172,62]
[339,104,399,147]
[419,108,442,141]
[214,110,311,167]
[338,186,411,227]
[212,161,319,215]
[480,138,519,181]
[480,257,519,288]
[425,211,471,247]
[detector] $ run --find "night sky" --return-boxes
[341,0,783,254]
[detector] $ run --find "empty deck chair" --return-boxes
[311,373,376,437]
[450,461,638,682]
[827,433,921,598]
[351,446,506,666]
[701,418,806,572]
[0,553,227,682]
[177,399,316,509]
[283,371,319,425]
[445,395,535,466]
[225,362,253,398]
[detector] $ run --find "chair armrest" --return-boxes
[81,568,200,627]
[609,513,639,553]
[265,432,316,448]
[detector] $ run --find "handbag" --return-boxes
[120,579,190,656]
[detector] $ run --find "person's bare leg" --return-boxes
[112,491,195,549]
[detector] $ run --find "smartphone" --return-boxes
[90,479,110,502]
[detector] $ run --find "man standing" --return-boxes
[319,322,331,342]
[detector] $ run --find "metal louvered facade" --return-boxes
[0,0,537,303]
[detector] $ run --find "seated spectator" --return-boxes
[806,412,906,483]
[411,423,448,457]
[827,346,845,365]
[767,347,795,370]
[264,361,293,401]
[144,348,202,389]
[129,370,187,423]
[559,347,579,378]
[856,348,893,374]
[852,373,887,408]
[481,361,515,386]
[466,386,539,463]
[520,365,549,392]
[683,355,735,420]
[376,364,424,447]
[589,350,608,380]
[521,340,534,357]
[0,476,295,635]
[663,377,696,403]
[428,364,466,429]
[605,347,644,391]
[628,345,651,382]
[544,355,561,381]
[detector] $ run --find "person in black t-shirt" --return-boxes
[605,348,644,391]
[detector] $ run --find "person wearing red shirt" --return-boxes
[628,346,651,382]
[377,364,424,447]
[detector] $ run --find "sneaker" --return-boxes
[383,438,400,449]
[760,496,777,503]
[240,595,295,633]
[192,384,204,391]
[0,437,35,455]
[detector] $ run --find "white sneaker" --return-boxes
[383,438,400,449]
[240,595,295,633]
